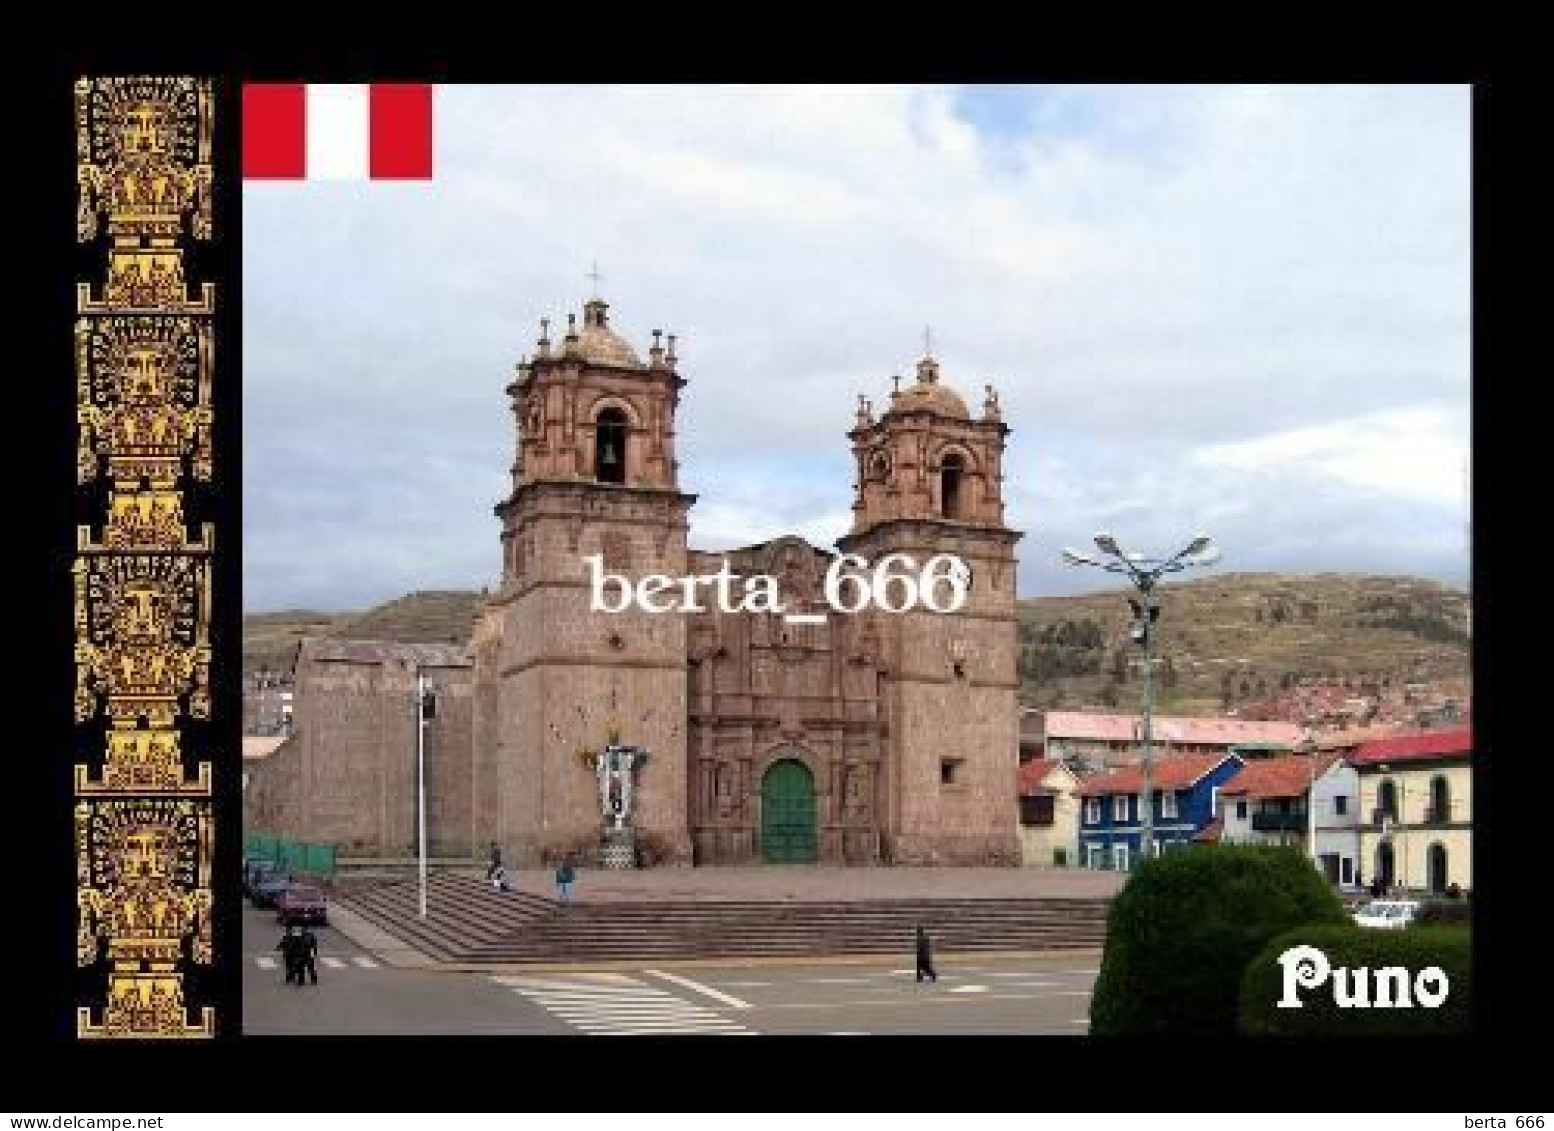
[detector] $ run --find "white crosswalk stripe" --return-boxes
[253,954,382,972]
[493,973,756,1035]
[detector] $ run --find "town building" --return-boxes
[1216,753,1337,851]
[246,296,1023,866]
[1351,727,1472,894]
[1016,757,1082,868]
[1077,752,1244,870]
[1041,710,1301,775]
[1310,756,1362,889]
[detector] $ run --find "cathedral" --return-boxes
[247,295,1024,867]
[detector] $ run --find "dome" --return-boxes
[890,355,970,419]
[564,299,644,368]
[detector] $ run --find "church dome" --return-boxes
[891,355,970,419]
[564,298,644,367]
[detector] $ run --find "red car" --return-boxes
[276,884,328,927]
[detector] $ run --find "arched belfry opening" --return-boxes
[595,406,627,484]
[941,452,965,520]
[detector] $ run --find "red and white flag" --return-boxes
[243,83,434,180]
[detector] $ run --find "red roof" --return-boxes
[1042,710,1302,746]
[1079,753,1239,796]
[1220,754,1340,800]
[1350,727,1473,766]
[1017,757,1069,796]
[1194,817,1224,843]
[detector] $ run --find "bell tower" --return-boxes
[490,294,695,866]
[839,349,1022,864]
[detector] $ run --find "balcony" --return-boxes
[1251,811,1306,833]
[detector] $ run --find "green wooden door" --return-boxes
[761,759,816,864]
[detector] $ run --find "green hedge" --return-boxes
[1240,923,1470,1035]
[1416,900,1472,926]
[1090,844,1346,1035]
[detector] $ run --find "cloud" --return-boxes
[243,84,1470,610]
[1190,408,1468,508]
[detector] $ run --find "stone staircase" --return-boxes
[339,873,1110,964]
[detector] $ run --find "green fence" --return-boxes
[246,833,335,878]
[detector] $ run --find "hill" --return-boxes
[245,573,1471,719]
[1018,571,1470,716]
[243,590,482,672]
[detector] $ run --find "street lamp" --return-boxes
[1299,724,1320,870]
[415,670,438,919]
[1061,532,1221,866]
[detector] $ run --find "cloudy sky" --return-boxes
[244,84,1471,613]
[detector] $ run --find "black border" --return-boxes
[30,60,1506,1106]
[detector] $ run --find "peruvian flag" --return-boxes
[243,83,434,180]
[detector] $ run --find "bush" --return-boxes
[1089,844,1346,1035]
[1416,900,1472,926]
[1240,924,1470,1035]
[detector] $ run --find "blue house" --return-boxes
[1078,752,1244,870]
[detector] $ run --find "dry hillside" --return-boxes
[245,574,1471,719]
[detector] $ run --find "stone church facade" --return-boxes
[247,296,1023,866]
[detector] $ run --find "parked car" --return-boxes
[250,871,294,909]
[243,858,281,899]
[1352,899,1421,929]
[276,884,329,927]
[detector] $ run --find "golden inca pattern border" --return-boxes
[75,76,216,1038]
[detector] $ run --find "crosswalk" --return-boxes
[253,955,379,970]
[492,972,756,1035]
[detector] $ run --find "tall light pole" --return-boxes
[1062,532,1221,866]
[415,670,437,919]
[1301,724,1320,871]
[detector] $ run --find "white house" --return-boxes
[1310,757,1361,890]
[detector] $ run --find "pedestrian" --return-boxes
[555,857,575,905]
[298,924,320,986]
[486,841,502,882]
[276,924,300,985]
[490,864,510,893]
[915,924,937,983]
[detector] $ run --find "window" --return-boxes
[1341,856,1354,885]
[1429,775,1450,824]
[1114,844,1130,872]
[1114,795,1130,823]
[1086,844,1104,870]
[594,407,628,484]
[1333,794,1348,816]
[940,453,965,520]
[1085,798,1102,825]
[1378,779,1399,822]
[1019,795,1055,827]
[1160,790,1178,819]
[1235,800,1247,820]
[1053,847,1068,868]
[940,758,965,786]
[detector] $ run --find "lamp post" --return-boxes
[1062,532,1221,866]
[415,670,437,919]
[1300,724,1320,871]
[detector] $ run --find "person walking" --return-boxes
[555,858,575,905]
[298,925,320,986]
[915,924,938,984]
[276,924,300,985]
[486,841,503,882]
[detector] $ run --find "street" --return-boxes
[242,903,1097,1036]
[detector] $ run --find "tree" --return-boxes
[1090,845,1346,1035]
